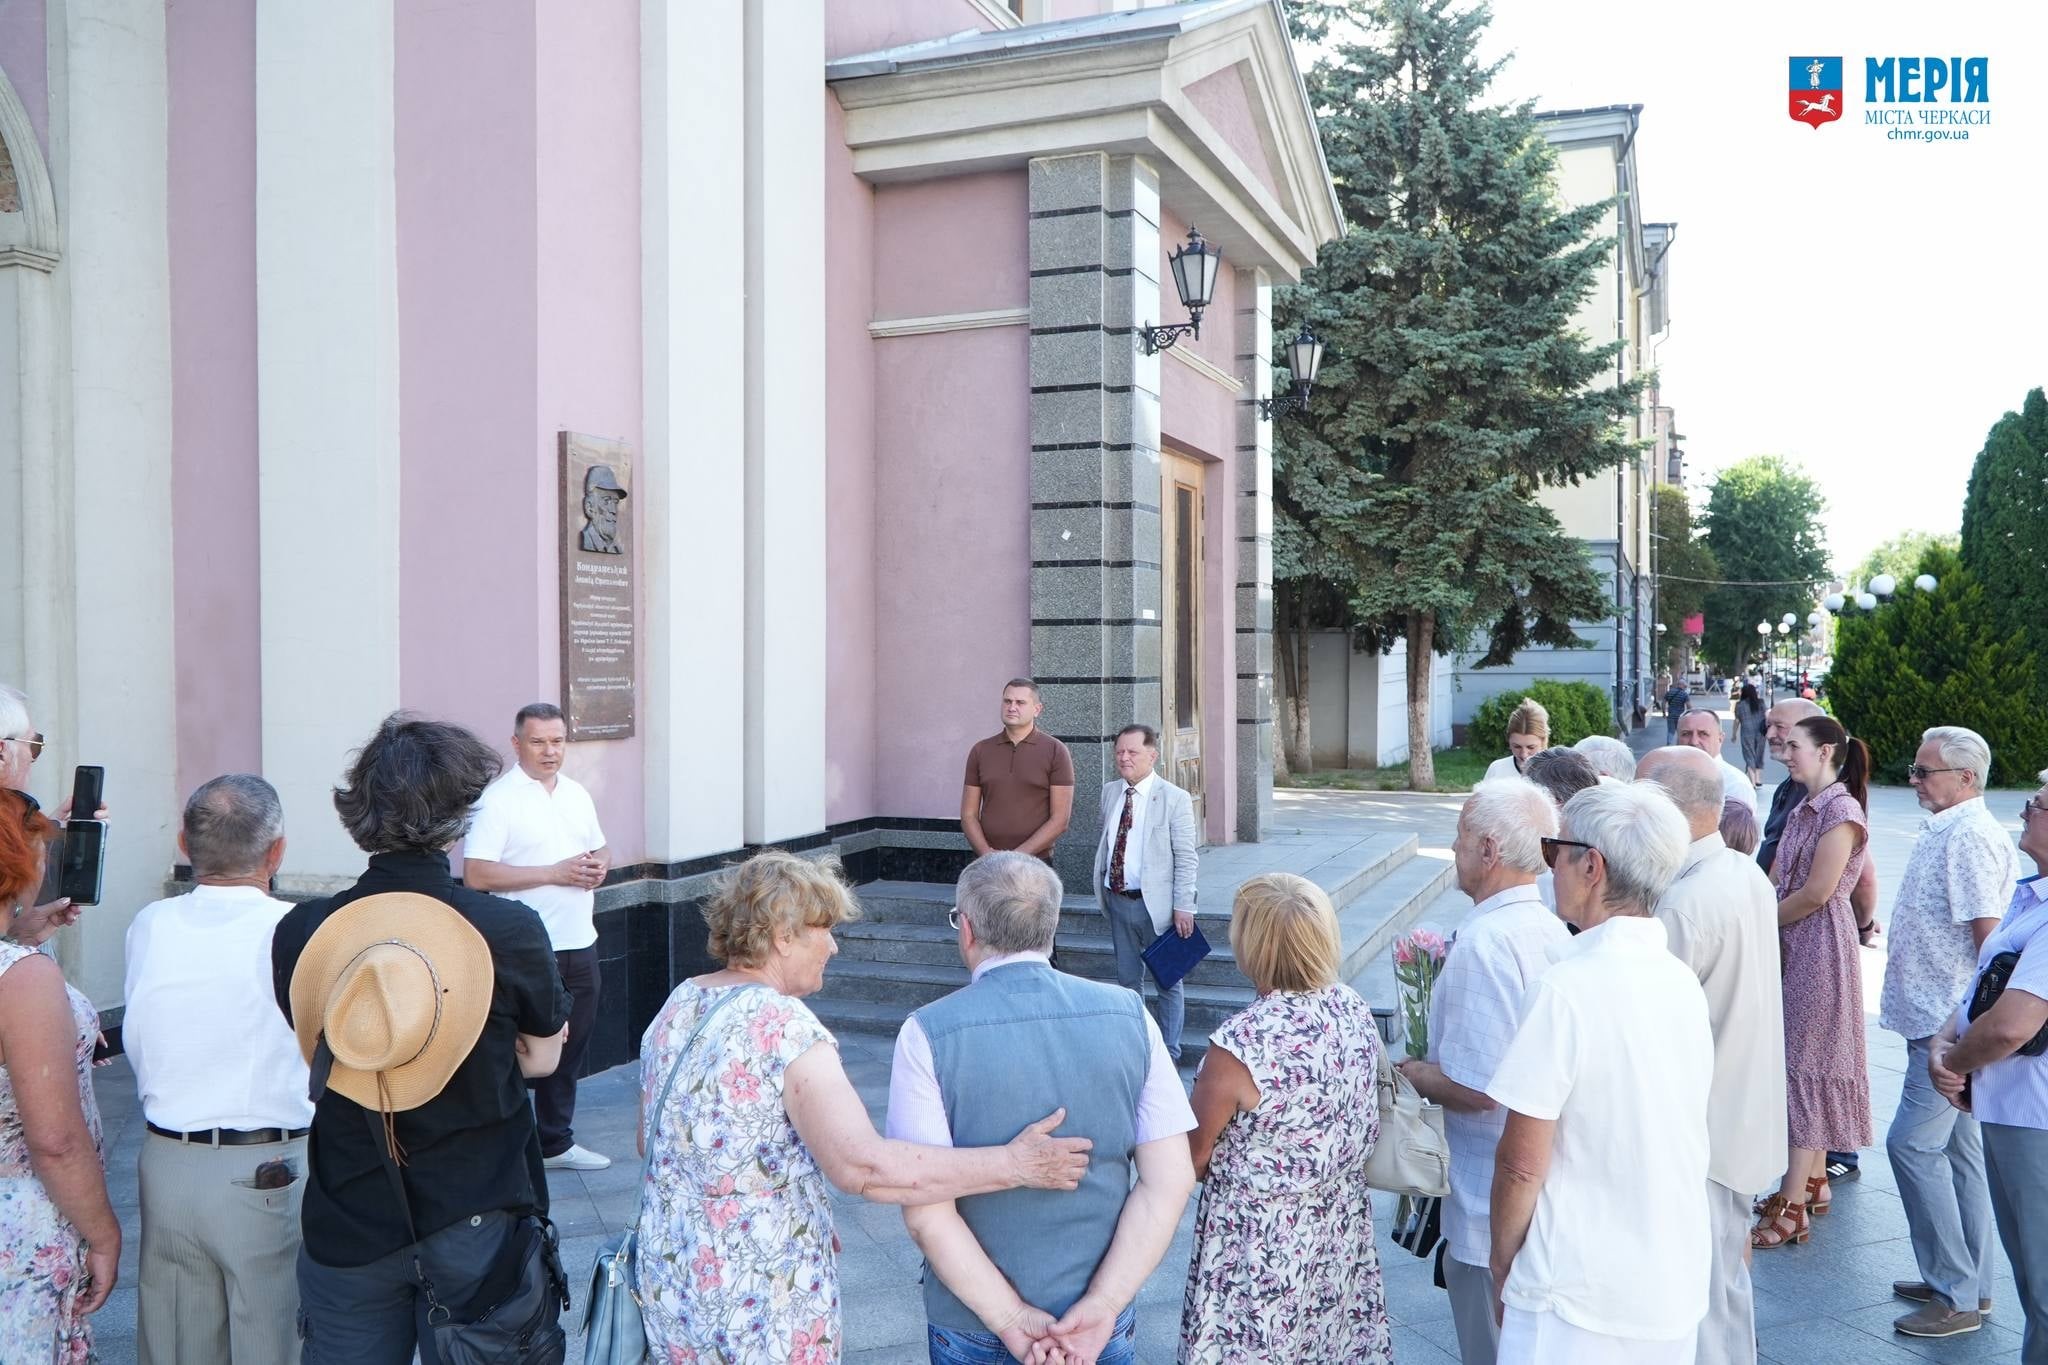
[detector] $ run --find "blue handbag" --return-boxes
[583,983,761,1364]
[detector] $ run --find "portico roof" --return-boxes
[827,0,1343,281]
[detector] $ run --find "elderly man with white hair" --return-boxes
[1486,782,1713,1364]
[1637,746,1787,1365]
[1879,725,2018,1339]
[1572,733,1636,784]
[1397,779,1571,1365]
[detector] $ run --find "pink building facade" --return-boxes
[0,0,1337,1061]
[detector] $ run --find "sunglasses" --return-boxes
[1540,837,1596,869]
[1906,765,1969,781]
[4,732,45,762]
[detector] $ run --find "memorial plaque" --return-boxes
[559,432,636,740]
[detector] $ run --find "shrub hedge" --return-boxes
[1468,679,1615,753]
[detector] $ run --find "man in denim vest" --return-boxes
[886,852,1196,1364]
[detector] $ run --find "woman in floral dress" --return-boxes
[1754,716,1873,1250]
[635,850,1090,1364]
[0,789,118,1362]
[1180,872,1392,1364]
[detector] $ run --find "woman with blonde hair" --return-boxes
[1178,873,1391,1363]
[634,849,1090,1363]
[1485,699,1551,781]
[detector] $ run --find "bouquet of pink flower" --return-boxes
[1392,928,1449,1059]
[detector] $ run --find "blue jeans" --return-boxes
[927,1306,1137,1365]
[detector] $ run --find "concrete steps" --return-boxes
[812,836,1456,1063]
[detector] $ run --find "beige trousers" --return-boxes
[137,1132,306,1365]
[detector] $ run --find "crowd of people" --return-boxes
[2,670,2048,1363]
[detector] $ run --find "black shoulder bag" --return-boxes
[364,1110,571,1365]
[1969,951,2048,1058]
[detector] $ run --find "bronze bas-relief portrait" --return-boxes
[580,463,628,554]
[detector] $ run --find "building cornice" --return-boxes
[868,305,1030,338]
[828,0,1341,281]
[1167,341,1243,393]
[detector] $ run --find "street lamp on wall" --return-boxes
[1138,227,1222,355]
[1258,326,1325,420]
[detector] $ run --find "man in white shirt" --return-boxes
[463,702,611,1171]
[124,775,311,1365]
[1637,746,1788,1365]
[1487,782,1713,1364]
[1881,726,2017,1338]
[1676,708,1758,814]
[1090,724,1200,1059]
[1398,778,1570,1365]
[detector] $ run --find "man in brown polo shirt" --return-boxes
[961,678,1075,860]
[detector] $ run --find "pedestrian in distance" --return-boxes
[1182,872,1393,1363]
[1881,727,2015,1338]
[1091,724,1200,1061]
[463,701,614,1173]
[1930,768,2048,1365]
[125,775,310,1365]
[1734,683,1769,787]
[961,679,1075,862]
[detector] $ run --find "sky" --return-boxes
[1469,1,2048,574]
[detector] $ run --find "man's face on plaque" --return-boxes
[583,487,622,547]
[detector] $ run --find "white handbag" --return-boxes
[1362,1044,1451,1197]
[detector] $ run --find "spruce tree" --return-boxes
[1960,388,2048,684]
[1275,0,1642,788]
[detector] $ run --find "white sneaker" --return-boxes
[542,1144,611,1171]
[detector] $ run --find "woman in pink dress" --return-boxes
[1754,716,1873,1250]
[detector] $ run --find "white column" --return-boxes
[741,0,827,844]
[53,0,177,1004]
[641,0,746,862]
[255,0,401,884]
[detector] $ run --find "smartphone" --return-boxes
[70,765,104,820]
[55,819,107,906]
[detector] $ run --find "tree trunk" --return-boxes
[1407,611,1436,790]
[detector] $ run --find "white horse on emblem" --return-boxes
[1797,93,1837,116]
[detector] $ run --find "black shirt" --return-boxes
[271,851,571,1267]
[1758,779,1807,877]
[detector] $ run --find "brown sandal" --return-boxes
[1751,1194,1810,1249]
[1806,1174,1830,1216]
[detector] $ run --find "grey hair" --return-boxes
[0,685,29,742]
[1521,747,1600,809]
[183,775,284,877]
[1922,726,1991,790]
[1464,778,1558,873]
[1573,734,1637,782]
[333,713,504,854]
[1560,782,1691,916]
[955,851,1063,955]
[1644,754,1725,823]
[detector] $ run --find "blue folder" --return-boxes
[1140,921,1211,992]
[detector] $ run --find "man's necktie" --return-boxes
[1109,785,1137,892]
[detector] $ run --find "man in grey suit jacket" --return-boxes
[1092,724,1201,1060]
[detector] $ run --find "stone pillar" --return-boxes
[1233,267,1274,842]
[1026,153,1163,891]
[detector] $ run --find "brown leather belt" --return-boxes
[146,1123,309,1146]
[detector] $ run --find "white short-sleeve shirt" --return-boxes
[1955,876,2048,1128]
[465,767,607,950]
[1883,798,2018,1041]
[1485,915,1714,1343]
[1426,884,1569,1268]
[1717,757,1757,814]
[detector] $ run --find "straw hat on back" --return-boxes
[289,892,494,1136]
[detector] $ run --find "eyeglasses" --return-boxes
[1906,765,1969,781]
[2025,798,2048,821]
[1540,837,1596,869]
[3,732,44,762]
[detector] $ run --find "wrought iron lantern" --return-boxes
[1258,327,1325,420]
[1138,227,1222,354]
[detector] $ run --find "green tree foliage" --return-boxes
[1851,530,1958,590]
[1826,546,2048,787]
[1274,0,1643,787]
[1699,456,1829,669]
[1652,485,1717,635]
[1468,679,1614,753]
[1960,388,2048,681]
